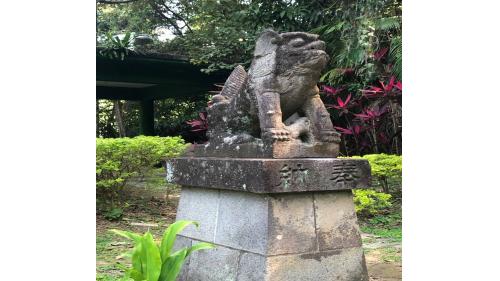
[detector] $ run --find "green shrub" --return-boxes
[96,136,187,211]
[111,220,214,281]
[104,207,124,221]
[353,189,392,217]
[350,153,402,193]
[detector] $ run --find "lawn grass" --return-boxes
[96,179,180,281]
[361,225,402,242]
[380,247,402,262]
[96,232,130,280]
[359,206,402,242]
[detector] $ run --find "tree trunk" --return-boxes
[96,100,100,137]
[382,178,390,193]
[113,100,126,137]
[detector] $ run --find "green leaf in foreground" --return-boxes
[110,220,214,281]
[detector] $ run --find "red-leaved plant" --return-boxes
[186,76,402,156]
[321,75,402,155]
[186,112,208,133]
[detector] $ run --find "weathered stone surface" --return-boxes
[187,241,241,281]
[188,29,340,158]
[168,157,371,193]
[175,187,219,241]
[174,188,369,280]
[314,191,362,251]
[175,235,368,281]
[215,190,268,254]
[267,193,317,255]
[176,188,366,256]
[189,140,339,159]
[267,247,369,281]
[237,252,267,281]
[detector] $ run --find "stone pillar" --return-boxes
[140,99,154,136]
[168,157,371,281]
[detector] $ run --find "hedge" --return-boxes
[349,154,402,217]
[96,136,187,203]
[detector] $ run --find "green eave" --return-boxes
[96,51,228,100]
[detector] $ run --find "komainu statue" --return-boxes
[191,29,341,158]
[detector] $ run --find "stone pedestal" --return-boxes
[168,157,371,281]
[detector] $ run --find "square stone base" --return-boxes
[188,139,340,159]
[168,157,371,193]
[173,187,369,281]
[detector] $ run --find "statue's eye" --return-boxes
[289,38,305,47]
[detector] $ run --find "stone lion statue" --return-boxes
[193,29,340,158]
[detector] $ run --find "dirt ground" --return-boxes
[96,185,401,281]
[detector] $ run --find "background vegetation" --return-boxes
[96,136,187,219]
[96,0,402,155]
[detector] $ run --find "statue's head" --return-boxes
[253,29,329,76]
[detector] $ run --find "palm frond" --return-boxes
[388,36,402,80]
[320,68,344,83]
[373,16,401,31]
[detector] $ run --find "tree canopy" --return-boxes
[96,0,401,78]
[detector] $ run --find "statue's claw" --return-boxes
[263,128,291,142]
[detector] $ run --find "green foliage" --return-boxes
[97,100,119,138]
[388,35,402,79]
[379,247,402,262]
[350,153,402,192]
[347,153,401,219]
[361,226,402,242]
[154,97,210,139]
[96,274,130,281]
[111,220,214,281]
[172,0,337,73]
[99,32,133,60]
[96,100,142,138]
[170,0,257,73]
[97,1,160,37]
[363,153,402,180]
[366,212,401,227]
[353,189,392,217]
[96,136,187,214]
[315,0,402,85]
[97,0,401,79]
[96,99,207,139]
[104,207,124,221]
[360,213,402,242]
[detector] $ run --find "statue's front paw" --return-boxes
[320,130,341,143]
[263,128,291,142]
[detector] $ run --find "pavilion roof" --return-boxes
[96,48,228,100]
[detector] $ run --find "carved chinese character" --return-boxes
[330,162,359,184]
[291,163,308,185]
[277,164,292,188]
[275,163,309,188]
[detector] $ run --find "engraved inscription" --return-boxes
[330,162,359,187]
[277,164,292,189]
[276,163,309,189]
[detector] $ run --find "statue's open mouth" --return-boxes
[308,49,328,57]
[301,49,329,69]
[299,40,329,67]
[303,40,326,52]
